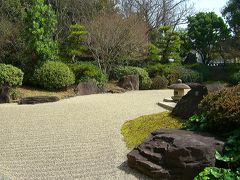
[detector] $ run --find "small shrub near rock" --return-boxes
[32,61,75,90]
[230,71,240,85]
[0,63,24,86]
[68,63,107,88]
[151,76,169,89]
[199,85,240,133]
[113,66,152,90]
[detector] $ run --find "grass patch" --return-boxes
[14,86,76,100]
[121,112,183,149]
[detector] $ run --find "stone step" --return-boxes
[157,102,176,111]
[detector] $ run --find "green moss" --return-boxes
[121,112,183,149]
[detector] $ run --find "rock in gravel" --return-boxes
[171,83,208,119]
[0,84,10,104]
[19,96,60,105]
[118,75,139,90]
[127,129,224,180]
[76,80,101,96]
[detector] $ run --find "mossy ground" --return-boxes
[121,112,183,149]
[15,86,76,99]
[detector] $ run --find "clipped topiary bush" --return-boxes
[68,63,107,87]
[199,85,240,133]
[0,64,24,86]
[32,61,75,90]
[151,76,169,89]
[113,66,152,90]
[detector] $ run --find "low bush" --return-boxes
[146,64,202,84]
[68,63,107,87]
[151,76,169,89]
[113,66,152,90]
[230,71,240,85]
[0,64,24,87]
[10,88,23,100]
[184,113,208,131]
[32,61,75,90]
[195,128,240,179]
[199,85,240,133]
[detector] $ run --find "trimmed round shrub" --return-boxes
[113,66,152,90]
[151,76,169,89]
[68,63,107,87]
[0,63,24,86]
[230,71,240,85]
[199,85,240,133]
[32,61,75,90]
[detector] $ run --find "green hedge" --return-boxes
[164,66,203,84]
[113,66,152,90]
[68,63,107,87]
[32,61,75,90]
[0,63,24,86]
[146,63,202,84]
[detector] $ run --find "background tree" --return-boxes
[24,0,58,62]
[151,26,182,63]
[0,0,26,66]
[119,0,194,30]
[187,12,230,64]
[222,0,240,35]
[87,13,148,74]
[221,0,240,59]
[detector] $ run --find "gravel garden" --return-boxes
[0,0,240,179]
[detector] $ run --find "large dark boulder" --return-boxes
[0,84,10,104]
[127,129,224,180]
[171,83,208,119]
[19,96,60,105]
[75,80,101,96]
[118,75,139,90]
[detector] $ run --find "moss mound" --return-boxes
[121,112,183,149]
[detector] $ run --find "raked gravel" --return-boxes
[0,90,173,180]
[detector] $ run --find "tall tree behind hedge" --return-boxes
[187,12,230,64]
[24,0,58,62]
[0,0,26,66]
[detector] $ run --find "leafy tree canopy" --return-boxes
[222,0,240,35]
[24,0,58,62]
[187,12,230,64]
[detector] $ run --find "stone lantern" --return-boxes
[168,79,190,102]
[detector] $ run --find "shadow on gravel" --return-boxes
[118,161,151,180]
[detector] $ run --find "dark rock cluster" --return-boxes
[127,129,224,180]
[171,83,208,119]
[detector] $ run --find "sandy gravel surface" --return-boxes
[0,90,172,180]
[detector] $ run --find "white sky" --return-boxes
[190,0,228,17]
